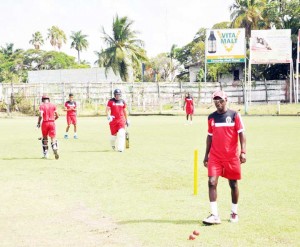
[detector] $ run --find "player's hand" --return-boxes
[240,153,246,163]
[126,119,130,127]
[107,115,114,122]
[203,156,208,168]
[36,123,40,128]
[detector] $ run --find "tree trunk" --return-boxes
[77,50,81,64]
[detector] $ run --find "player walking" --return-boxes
[64,93,78,139]
[37,95,59,159]
[106,89,129,152]
[183,92,194,124]
[203,90,246,224]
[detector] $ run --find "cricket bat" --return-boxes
[125,131,129,149]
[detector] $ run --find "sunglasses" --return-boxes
[213,99,225,104]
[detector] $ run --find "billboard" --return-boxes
[250,29,292,64]
[206,28,246,63]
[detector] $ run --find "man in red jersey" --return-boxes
[64,93,78,139]
[106,89,129,152]
[37,95,59,159]
[183,92,194,124]
[202,90,246,225]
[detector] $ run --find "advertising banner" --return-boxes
[250,29,292,64]
[206,28,246,63]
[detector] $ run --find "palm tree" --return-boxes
[230,0,267,38]
[95,15,148,81]
[47,26,67,50]
[70,31,89,63]
[29,31,44,50]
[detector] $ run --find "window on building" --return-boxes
[233,70,239,80]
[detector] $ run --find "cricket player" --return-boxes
[64,93,78,139]
[183,92,194,124]
[37,95,59,159]
[106,89,129,152]
[203,90,246,225]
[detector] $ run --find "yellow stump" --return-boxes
[194,149,198,195]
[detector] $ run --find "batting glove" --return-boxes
[107,115,114,122]
[126,119,130,127]
[36,123,40,128]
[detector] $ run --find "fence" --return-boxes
[0,80,292,114]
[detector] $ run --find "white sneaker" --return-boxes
[202,214,221,225]
[229,212,239,223]
[42,152,49,159]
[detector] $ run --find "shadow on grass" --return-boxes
[118,219,201,225]
[1,157,45,160]
[73,150,112,153]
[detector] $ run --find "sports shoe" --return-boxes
[42,152,49,159]
[64,134,68,139]
[53,149,59,160]
[229,212,239,223]
[202,214,221,225]
[74,135,78,139]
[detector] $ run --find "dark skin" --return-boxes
[203,97,246,204]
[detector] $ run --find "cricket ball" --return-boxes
[188,234,196,240]
[193,230,200,236]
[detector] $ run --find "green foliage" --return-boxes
[70,31,89,63]
[95,15,148,82]
[47,26,67,50]
[29,31,44,50]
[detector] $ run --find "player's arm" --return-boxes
[54,111,59,120]
[239,132,246,163]
[123,108,129,126]
[203,135,212,167]
[37,111,42,128]
[183,99,186,110]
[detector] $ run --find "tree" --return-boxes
[70,31,89,63]
[95,15,148,81]
[47,26,67,50]
[230,0,267,38]
[29,31,44,50]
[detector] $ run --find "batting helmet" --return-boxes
[114,89,122,96]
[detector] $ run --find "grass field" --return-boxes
[0,115,299,246]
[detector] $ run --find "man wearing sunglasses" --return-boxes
[203,90,246,225]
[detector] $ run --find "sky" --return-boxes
[0,0,234,65]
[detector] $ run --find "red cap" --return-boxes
[212,90,227,100]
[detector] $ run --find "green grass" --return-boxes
[0,116,299,246]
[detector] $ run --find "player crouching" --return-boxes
[37,95,59,159]
[106,89,129,152]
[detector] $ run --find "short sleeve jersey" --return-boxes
[185,97,194,109]
[207,109,245,160]
[65,100,77,116]
[107,98,126,120]
[39,102,57,122]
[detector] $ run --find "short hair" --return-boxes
[69,93,74,97]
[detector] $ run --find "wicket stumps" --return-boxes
[194,149,198,195]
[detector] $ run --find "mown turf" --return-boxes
[0,116,299,246]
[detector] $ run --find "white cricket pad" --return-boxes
[110,135,117,147]
[116,128,126,152]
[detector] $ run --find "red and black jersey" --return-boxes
[107,98,126,121]
[207,109,245,160]
[65,100,77,116]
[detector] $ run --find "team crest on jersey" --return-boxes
[226,116,232,123]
